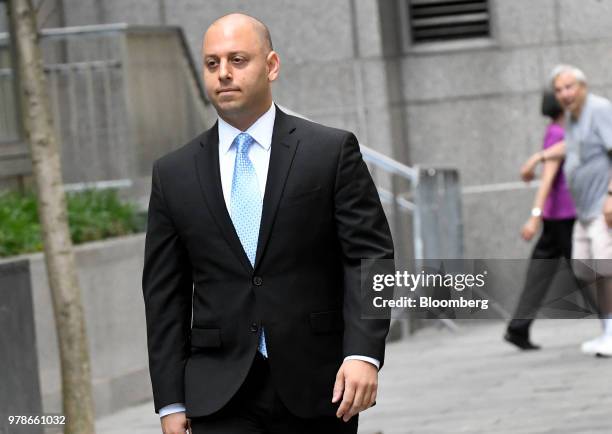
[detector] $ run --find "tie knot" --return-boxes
[234,133,255,155]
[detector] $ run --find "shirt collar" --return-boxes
[218,103,276,154]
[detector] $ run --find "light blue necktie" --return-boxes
[230,132,268,358]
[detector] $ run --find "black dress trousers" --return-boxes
[190,353,359,434]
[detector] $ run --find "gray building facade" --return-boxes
[3,0,612,259]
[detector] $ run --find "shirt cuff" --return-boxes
[344,355,380,370]
[159,403,186,418]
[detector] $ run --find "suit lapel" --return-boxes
[254,108,299,269]
[194,123,253,272]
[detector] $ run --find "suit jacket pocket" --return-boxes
[190,327,221,348]
[280,186,321,208]
[310,310,344,335]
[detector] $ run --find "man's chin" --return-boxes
[213,99,241,112]
[215,103,248,120]
[562,101,575,111]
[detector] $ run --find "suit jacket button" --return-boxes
[252,276,263,286]
[250,323,259,333]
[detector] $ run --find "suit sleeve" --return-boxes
[142,160,193,413]
[333,132,394,369]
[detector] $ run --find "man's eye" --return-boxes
[232,57,245,64]
[206,60,218,68]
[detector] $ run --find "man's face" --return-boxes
[554,72,587,116]
[202,18,278,124]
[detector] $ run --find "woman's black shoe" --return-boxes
[504,332,541,350]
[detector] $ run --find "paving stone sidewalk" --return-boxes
[97,319,612,434]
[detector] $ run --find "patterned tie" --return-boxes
[230,132,268,358]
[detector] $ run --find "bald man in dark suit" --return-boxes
[142,13,394,434]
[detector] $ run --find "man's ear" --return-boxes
[267,51,280,82]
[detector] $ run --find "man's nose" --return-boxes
[219,59,231,80]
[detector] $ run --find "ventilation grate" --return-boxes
[409,0,490,43]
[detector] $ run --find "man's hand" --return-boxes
[161,412,190,434]
[521,216,541,241]
[332,359,378,422]
[520,153,541,182]
[604,195,612,228]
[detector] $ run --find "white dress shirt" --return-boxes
[159,103,379,418]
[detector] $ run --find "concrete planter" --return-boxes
[0,233,151,422]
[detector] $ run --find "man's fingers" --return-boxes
[332,367,345,403]
[363,386,375,409]
[336,382,356,418]
[334,360,379,420]
[365,383,378,409]
[361,380,378,409]
[370,385,378,407]
[344,383,367,422]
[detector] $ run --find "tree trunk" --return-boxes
[7,1,96,433]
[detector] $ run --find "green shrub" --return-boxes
[0,189,141,257]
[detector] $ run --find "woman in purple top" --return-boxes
[505,91,577,350]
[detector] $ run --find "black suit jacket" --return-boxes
[142,107,394,419]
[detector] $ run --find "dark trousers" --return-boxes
[190,353,358,434]
[508,218,575,336]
